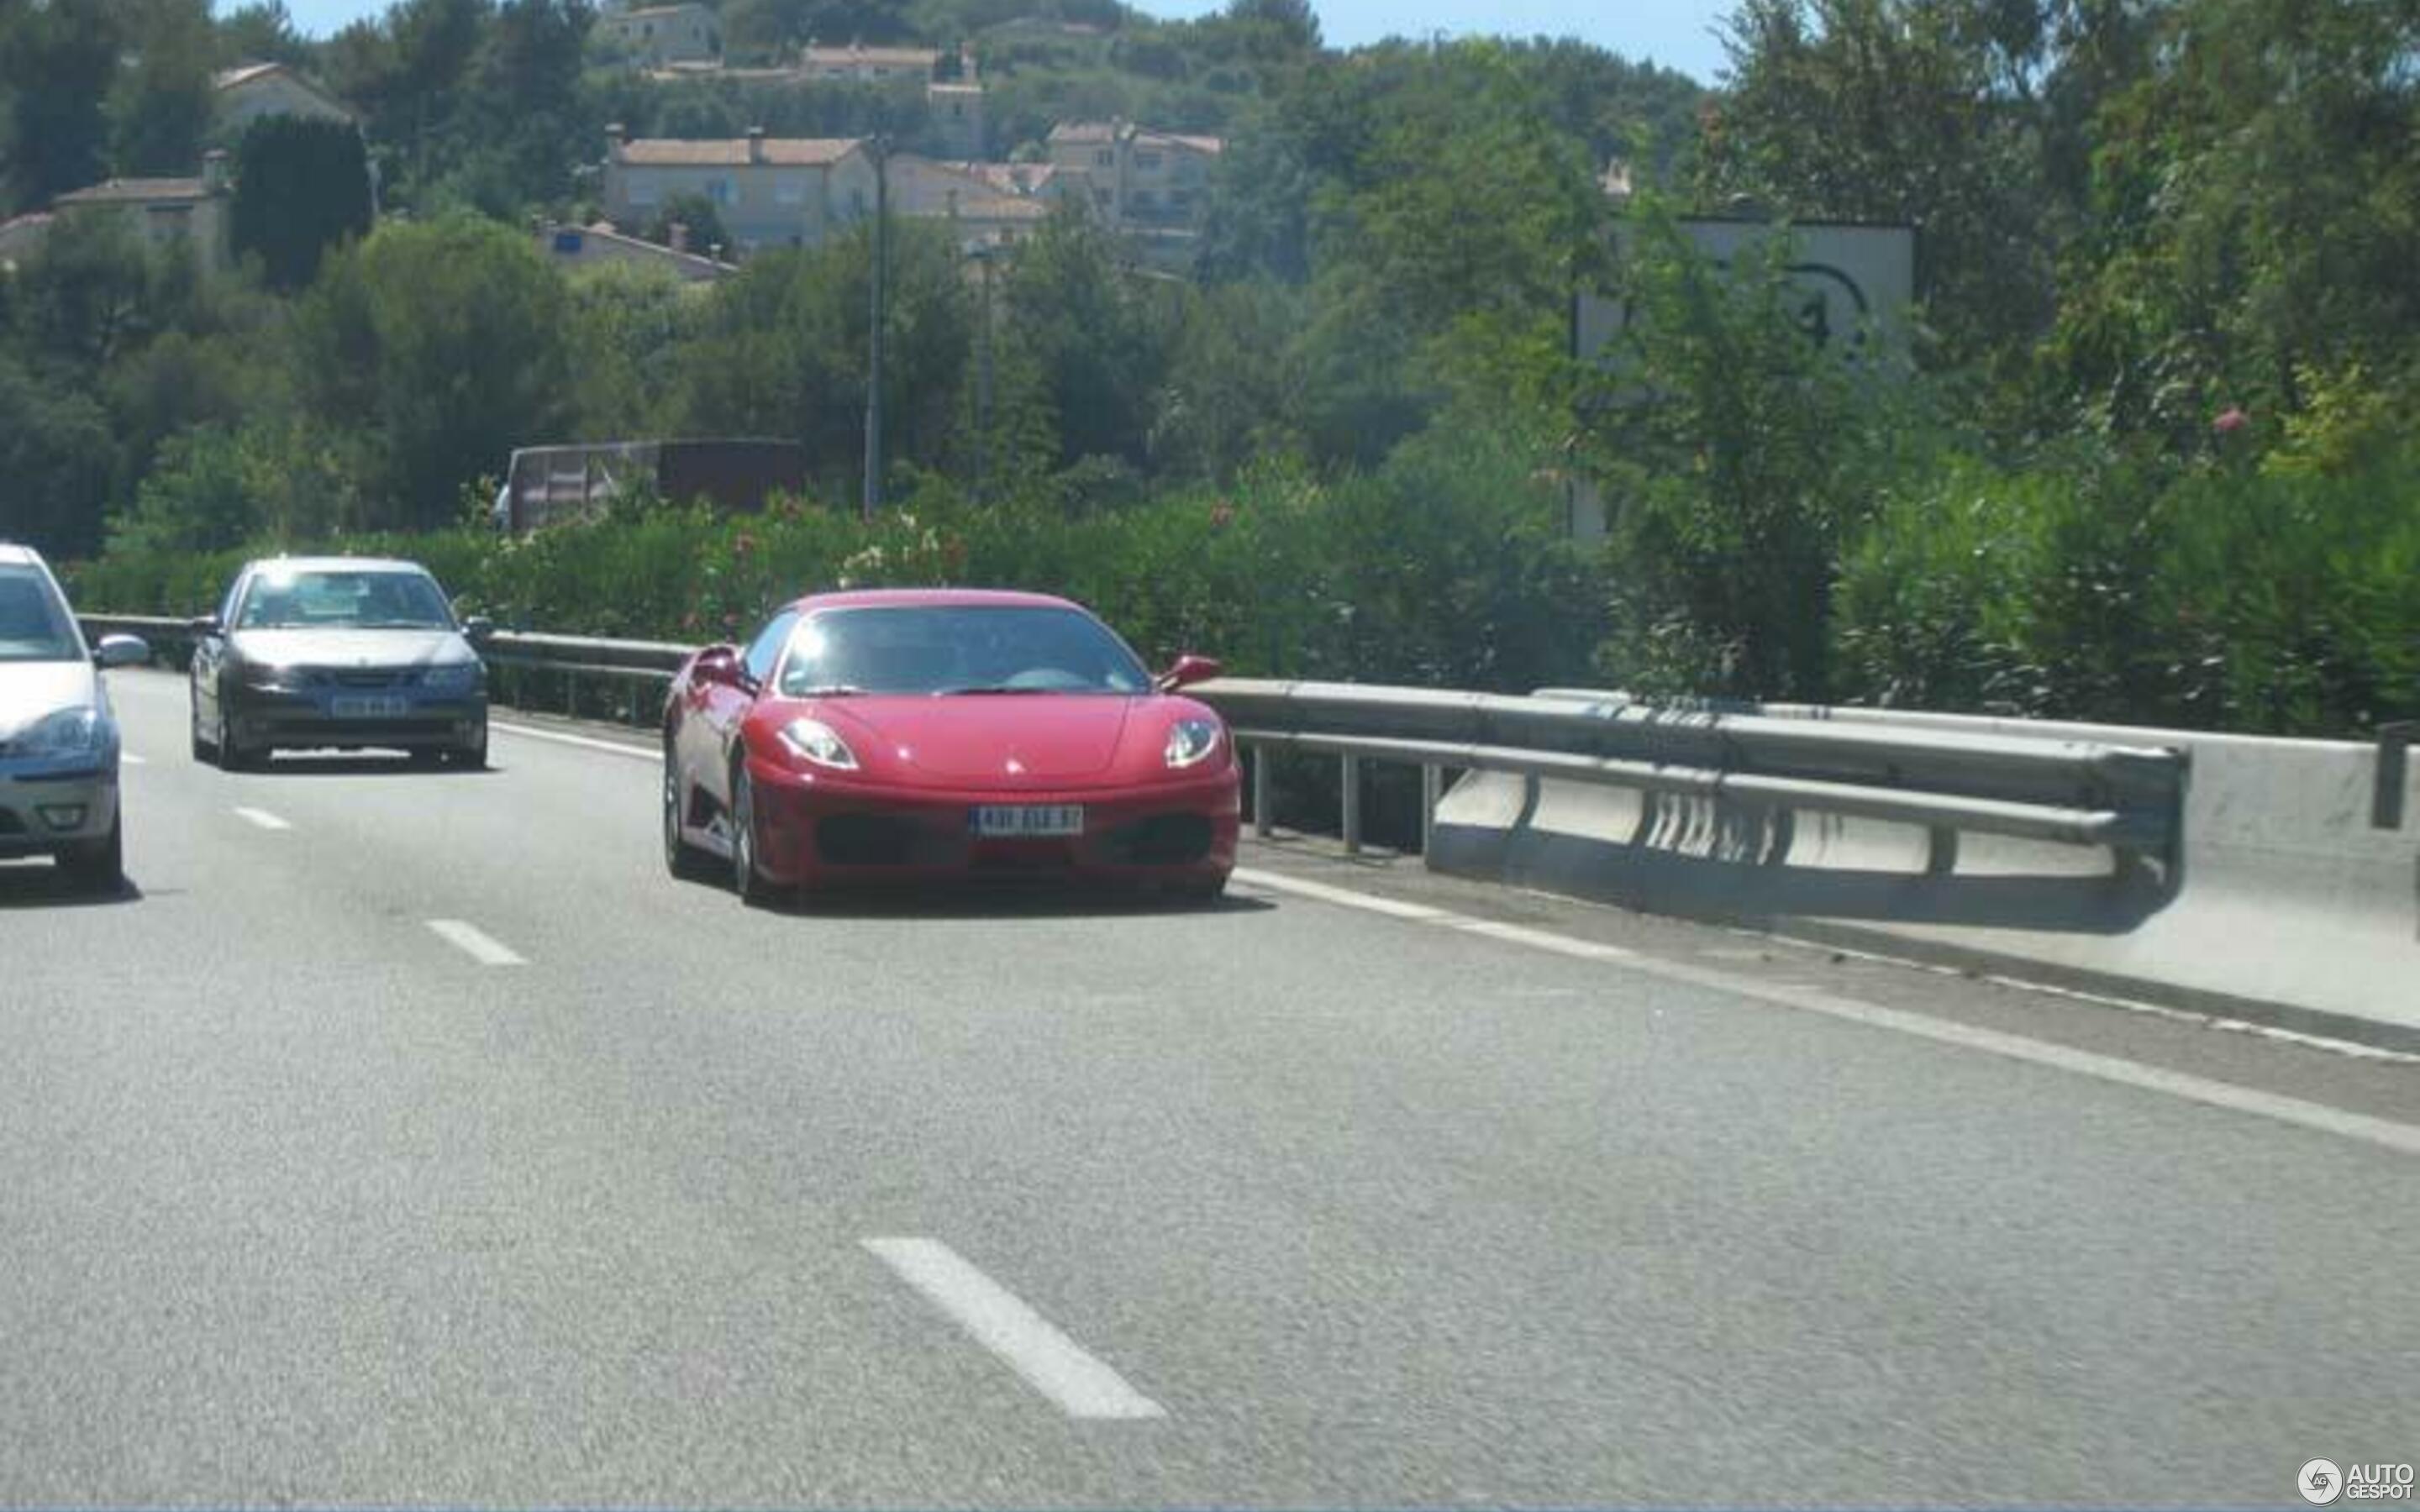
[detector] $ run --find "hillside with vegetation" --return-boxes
[3,0,2416,738]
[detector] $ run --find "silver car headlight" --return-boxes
[422,660,483,692]
[17,706,108,759]
[240,661,304,692]
[1165,717,1222,769]
[777,717,860,770]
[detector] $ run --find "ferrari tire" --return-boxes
[663,759,714,881]
[730,764,776,906]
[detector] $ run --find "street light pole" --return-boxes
[973,243,995,507]
[862,135,889,522]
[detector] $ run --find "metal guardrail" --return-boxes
[1195,677,2187,860]
[82,615,2186,858]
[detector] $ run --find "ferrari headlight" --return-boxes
[1165,717,1221,769]
[422,660,482,692]
[17,706,107,758]
[778,717,860,770]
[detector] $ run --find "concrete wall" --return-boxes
[1429,707,2420,1048]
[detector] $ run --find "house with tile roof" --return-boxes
[597,3,721,66]
[213,61,356,135]
[50,152,234,275]
[602,128,878,254]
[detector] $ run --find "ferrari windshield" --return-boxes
[235,569,455,630]
[0,565,81,663]
[778,605,1152,696]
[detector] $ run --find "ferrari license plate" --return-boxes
[971,804,1085,838]
[330,695,408,719]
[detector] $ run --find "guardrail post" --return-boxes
[2376,722,2417,831]
[1252,743,1272,838]
[1420,762,1441,853]
[1340,754,1361,854]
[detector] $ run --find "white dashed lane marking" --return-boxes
[864,1237,1167,1421]
[425,919,527,968]
[232,807,291,832]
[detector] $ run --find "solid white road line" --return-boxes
[863,1237,1167,1421]
[490,720,656,761]
[1229,866,1447,921]
[120,753,146,767]
[425,919,527,968]
[232,806,291,832]
[1233,866,2420,1159]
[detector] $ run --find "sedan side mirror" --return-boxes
[461,615,495,646]
[1156,653,1223,692]
[187,615,221,638]
[92,633,150,670]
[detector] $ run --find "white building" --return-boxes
[602,129,877,255]
[597,3,721,66]
[213,62,358,135]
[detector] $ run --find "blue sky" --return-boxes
[250,0,1736,82]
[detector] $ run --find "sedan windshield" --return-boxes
[0,565,82,663]
[236,569,455,630]
[777,605,1151,697]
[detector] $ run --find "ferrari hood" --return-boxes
[826,695,1137,781]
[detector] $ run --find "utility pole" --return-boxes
[973,242,995,507]
[861,135,889,522]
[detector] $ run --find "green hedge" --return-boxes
[1831,442,2420,736]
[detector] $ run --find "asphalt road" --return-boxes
[2,667,2413,1507]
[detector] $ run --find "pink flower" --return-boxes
[2212,407,2249,436]
[733,530,757,557]
[1208,501,1236,531]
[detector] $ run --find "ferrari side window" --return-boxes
[744,609,799,687]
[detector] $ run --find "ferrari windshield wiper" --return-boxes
[786,683,866,697]
[934,684,1062,696]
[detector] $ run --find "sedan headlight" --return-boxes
[777,717,860,770]
[239,660,303,692]
[16,706,108,759]
[421,660,483,692]
[1165,717,1222,769]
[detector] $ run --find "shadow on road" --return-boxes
[676,871,1277,921]
[234,753,500,778]
[0,863,145,909]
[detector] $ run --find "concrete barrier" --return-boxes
[1432,700,2420,1051]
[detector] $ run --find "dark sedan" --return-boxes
[188,557,492,769]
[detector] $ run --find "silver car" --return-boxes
[187,555,492,769]
[0,544,149,890]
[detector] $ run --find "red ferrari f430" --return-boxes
[661,589,1240,903]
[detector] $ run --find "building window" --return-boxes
[1094,149,1113,167]
[1129,189,1157,212]
[707,177,733,206]
[629,179,661,206]
[776,177,805,205]
[1135,150,1161,171]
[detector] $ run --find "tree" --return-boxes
[672,218,974,493]
[293,215,576,529]
[999,207,1175,471]
[1702,0,2056,384]
[0,353,117,558]
[231,115,375,291]
[642,192,731,258]
[3,3,121,211]
[108,0,218,176]
[214,2,315,69]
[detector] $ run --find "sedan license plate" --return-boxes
[330,695,408,719]
[971,804,1085,838]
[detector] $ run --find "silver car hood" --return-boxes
[0,660,103,744]
[229,628,472,669]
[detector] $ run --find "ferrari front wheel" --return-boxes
[729,764,776,906]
